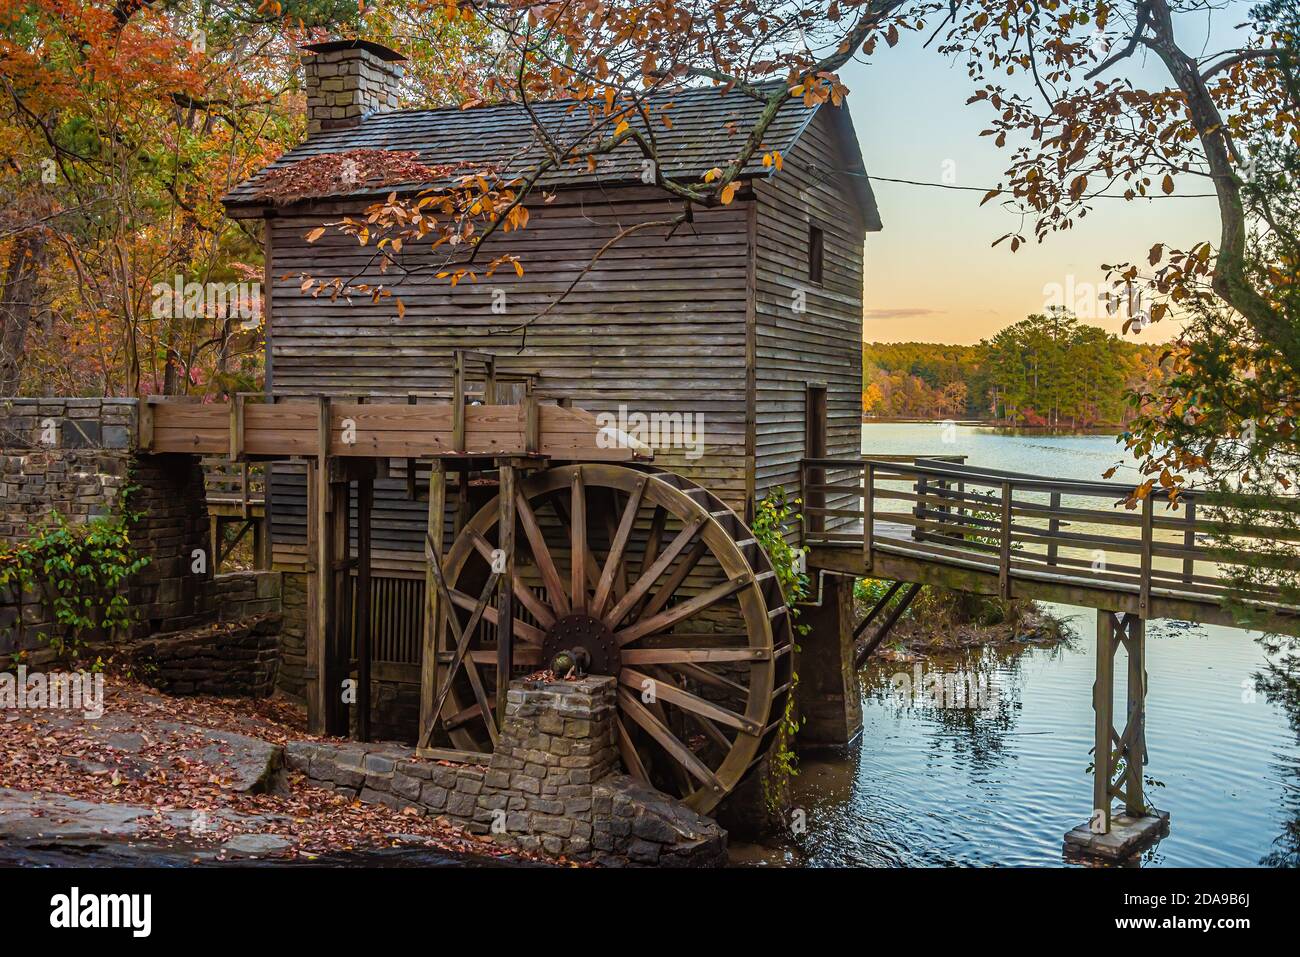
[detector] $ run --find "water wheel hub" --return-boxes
[543,612,619,676]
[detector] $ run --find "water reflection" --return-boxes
[780,424,1300,867]
[789,605,1300,867]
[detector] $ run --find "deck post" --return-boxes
[1092,610,1117,832]
[304,457,326,734]
[496,461,517,730]
[998,481,1013,600]
[1138,495,1154,617]
[862,461,874,572]
[1067,609,1164,858]
[355,469,373,741]
[418,460,447,749]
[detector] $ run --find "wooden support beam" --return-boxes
[998,481,1013,600]
[1122,614,1147,817]
[854,581,922,666]
[418,460,447,750]
[355,471,373,742]
[137,397,155,450]
[305,459,326,734]
[863,461,874,571]
[496,462,517,730]
[1182,500,1197,584]
[323,475,350,737]
[229,393,246,461]
[452,352,466,453]
[1093,611,1118,833]
[1046,490,1061,566]
[1138,495,1154,617]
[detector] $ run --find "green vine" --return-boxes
[752,486,810,814]
[1,482,148,665]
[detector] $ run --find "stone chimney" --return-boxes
[301,39,406,134]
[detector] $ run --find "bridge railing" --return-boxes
[800,456,1300,612]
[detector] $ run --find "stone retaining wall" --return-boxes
[128,612,282,697]
[286,675,726,866]
[1,398,285,667]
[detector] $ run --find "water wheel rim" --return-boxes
[436,463,778,814]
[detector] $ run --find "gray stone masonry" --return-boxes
[286,675,727,866]
[303,44,404,134]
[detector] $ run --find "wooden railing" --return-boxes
[801,456,1300,617]
[202,457,266,515]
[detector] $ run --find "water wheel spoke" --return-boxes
[570,469,588,612]
[515,490,570,616]
[670,660,752,699]
[617,686,720,792]
[592,477,647,617]
[436,464,780,815]
[621,647,769,664]
[614,714,651,784]
[620,666,758,735]
[639,539,708,622]
[603,516,706,628]
[615,574,751,647]
[447,588,546,645]
[468,529,555,628]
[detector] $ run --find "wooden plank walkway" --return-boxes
[801,456,1300,635]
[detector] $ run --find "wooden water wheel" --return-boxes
[430,462,796,814]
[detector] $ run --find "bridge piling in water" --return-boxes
[796,572,863,749]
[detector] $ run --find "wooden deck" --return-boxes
[139,395,648,463]
[801,456,1300,635]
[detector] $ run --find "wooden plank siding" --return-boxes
[265,184,754,568]
[751,109,867,509]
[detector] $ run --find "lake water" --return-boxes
[789,423,1300,867]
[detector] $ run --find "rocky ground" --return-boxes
[0,676,547,866]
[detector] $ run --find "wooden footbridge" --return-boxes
[799,453,1300,841]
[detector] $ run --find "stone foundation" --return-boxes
[127,612,282,698]
[1,398,287,672]
[286,675,727,866]
[796,572,863,748]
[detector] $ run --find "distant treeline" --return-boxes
[863,313,1174,428]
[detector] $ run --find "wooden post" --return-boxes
[863,461,874,572]
[229,393,246,461]
[1138,494,1154,617]
[999,481,1013,600]
[137,396,155,450]
[524,380,539,455]
[324,473,350,737]
[418,460,447,749]
[1122,613,1147,816]
[1182,498,1196,585]
[804,384,827,536]
[305,458,326,734]
[355,471,373,742]
[406,393,418,500]
[1093,610,1117,833]
[496,462,517,730]
[913,475,928,542]
[452,352,466,453]
[1046,490,1061,566]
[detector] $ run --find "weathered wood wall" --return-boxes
[265,184,753,575]
[751,109,866,504]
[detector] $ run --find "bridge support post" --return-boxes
[795,572,863,749]
[1065,610,1168,860]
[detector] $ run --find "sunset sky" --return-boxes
[837,13,1242,346]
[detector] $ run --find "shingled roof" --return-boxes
[223,82,879,225]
